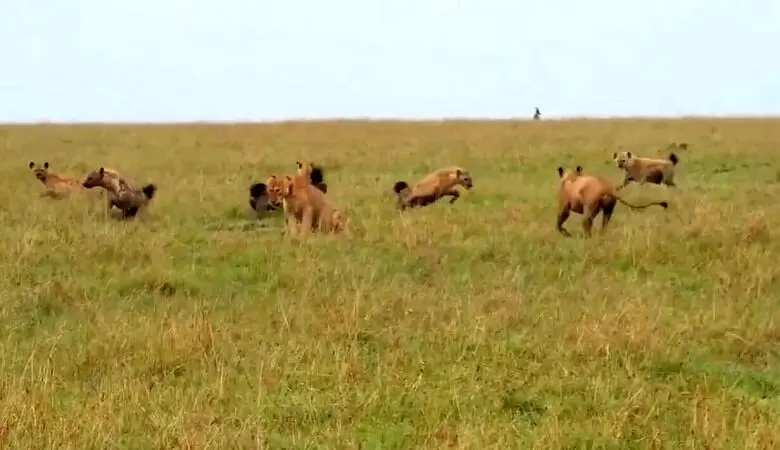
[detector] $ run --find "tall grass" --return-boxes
[1,118,779,448]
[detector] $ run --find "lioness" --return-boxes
[557,165,668,237]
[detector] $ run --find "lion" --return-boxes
[264,175,320,233]
[284,175,348,236]
[265,168,348,236]
[393,166,473,210]
[248,162,328,216]
[612,151,679,190]
[82,167,157,219]
[557,165,668,237]
[28,161,83,198]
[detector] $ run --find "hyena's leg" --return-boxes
[443,188,461,204]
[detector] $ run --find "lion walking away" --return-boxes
[556,165,668,237]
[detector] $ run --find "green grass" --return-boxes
[2,118,780,448]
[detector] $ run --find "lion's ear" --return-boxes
[557,167,564,177]
[612,152,617,159]
[575,166,583,174]
[43,162,49,169]
[29,161,35,169]
[626,152,632,158]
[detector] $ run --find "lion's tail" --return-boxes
[616,196,668,210]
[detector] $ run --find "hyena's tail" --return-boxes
[393,181,413,210]
[393,181,410,195]
[142,183,157,200]
[309,166,328,193]
[249,182,267,199]
[310,166,325,185]
[669,153,679,166]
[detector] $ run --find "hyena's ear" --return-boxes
[576,166,583,174]
[557,167,564,177]
[43,162,49,169]
[29,161,35,169]
[99,167,105,176]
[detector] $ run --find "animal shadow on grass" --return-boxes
[202,205,281,232]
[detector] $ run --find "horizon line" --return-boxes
[1,113,779,126]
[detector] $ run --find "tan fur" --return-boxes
[29,161,83,199]
[248,162,328,217]
[264,175,286,211]
[393,166,473,210]
[267,167,348,236]
[557,165,668,237]
[295,160,328,193]
[612,151,679,190]
[296,161,314,178]
[82,167,157,219]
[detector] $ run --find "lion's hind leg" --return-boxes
[300,206,314,236]
[600,196,616,231]
[557,204,572,237]
[582,203,602,237]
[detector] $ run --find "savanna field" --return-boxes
[2,119,780,448]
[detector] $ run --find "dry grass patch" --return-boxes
[1,118,780,448]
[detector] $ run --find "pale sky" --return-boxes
[1,0,778,122]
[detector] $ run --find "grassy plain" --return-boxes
[1,118,780,448]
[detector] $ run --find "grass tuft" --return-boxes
[2,118,780,447]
